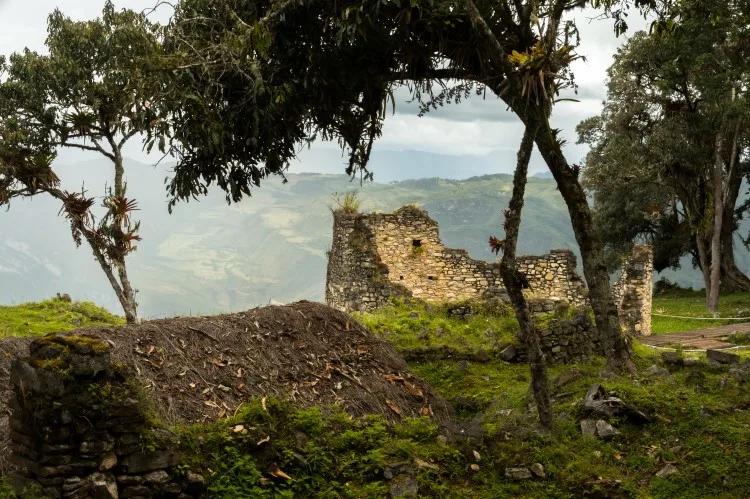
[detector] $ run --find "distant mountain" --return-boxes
[0,158,733,317]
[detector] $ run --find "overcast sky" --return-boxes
[0,0,650,178]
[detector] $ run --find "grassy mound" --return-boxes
[0,296,123,338]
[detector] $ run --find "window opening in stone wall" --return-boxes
[412,239,422,248]
[427,275,437,281]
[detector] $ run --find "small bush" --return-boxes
[330,191,362,214]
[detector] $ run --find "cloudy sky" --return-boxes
[0,0,650,179]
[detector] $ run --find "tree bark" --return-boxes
[498,122,552,430]
[533,127,636,373]
[719,151,750,292]
[707,130,725,312]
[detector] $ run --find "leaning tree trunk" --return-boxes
[720,159,750,292]
[533,126,635,373]
[497,122,552,429]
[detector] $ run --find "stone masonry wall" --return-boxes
[8,333,205,498]
[517,250,588,307]
[325,206,654,339]
[326,206,586,312]
[612,245,654,336]
[503,312,602,365]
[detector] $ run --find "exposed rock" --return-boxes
[661,351,683,366]
[655,464,678,478]
[89,472,118,499]
[530,463,546,478]
[389,474,419,498]
[384,462,411,480]
[646,365,670,377]
[583,384,650,423]
[706,349,740,365]
[121,451,178,474]
[500,345,519,363]
[505,467,532,480]
[553,368,584,389]
[598,370,616,380]
[683,358,701,367]
[99,454,117,472]
[595,420,619,440]
[580,419,597,437]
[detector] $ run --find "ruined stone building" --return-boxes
[325,205,654,335]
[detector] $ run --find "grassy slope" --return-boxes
[651,290,750,335]
[0,296,124,338]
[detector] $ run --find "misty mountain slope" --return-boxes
[0,158,728,317]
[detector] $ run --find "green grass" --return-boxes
[356,298,521,355]
[651,290,750,335]
[0,296,123,338]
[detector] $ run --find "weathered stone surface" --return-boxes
[8,334,198,498]
[530,463,546,478]
[646,365,670,377]
[580,419,597,437]
[389,474,419,498]
[661,352,683,365]
[505,467,532,480]
[554,368,584,388]
[121,451,178,474]
[707,349,740,365]
[595,420,619,440]
[99,453,117,471]
[655,464,678,478]
[584,384,650,423]
[10,358,66,397]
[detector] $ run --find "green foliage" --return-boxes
[0,295,123,338]
[330,190,362,214]
[176,398,484,498]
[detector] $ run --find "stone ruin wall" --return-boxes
[7,333,205,499]
[326,207,654,338]
[516,250,588,307]
[612,245,654,336]
[326,206,589,312]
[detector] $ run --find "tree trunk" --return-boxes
[498,122,552,430]
[708,131,725,312]
[532,128,636,373]
[111,149,138,323]
[720,155,750,292]
[696,233,712,295]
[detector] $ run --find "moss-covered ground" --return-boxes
[170,299,750,498]
[5,296,750,497]
[0,296,123,338]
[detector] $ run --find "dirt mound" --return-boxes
[0,301,451,474]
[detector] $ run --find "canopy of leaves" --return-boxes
[578,0,750,268]
[149,0,652,208]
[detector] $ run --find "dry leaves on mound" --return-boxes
[0,301,452,474]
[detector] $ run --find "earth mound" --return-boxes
[0,301,452,474]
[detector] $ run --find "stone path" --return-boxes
[639,322,750,350]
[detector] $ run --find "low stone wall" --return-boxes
[612,245,654,336]
[7,333,205,498]
[501,313,602,365]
